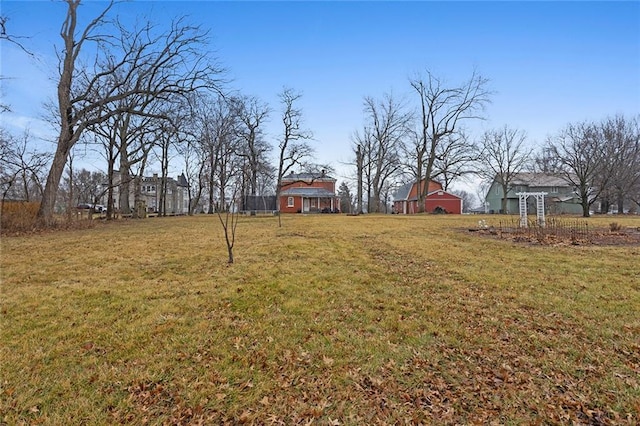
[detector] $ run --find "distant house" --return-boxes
[392,179,463,214]
[279,171,340,213]
[104,172,190,215]
[485,173,581,214]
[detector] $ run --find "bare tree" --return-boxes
[275,88,313,225]
[37,0,223,225]
[353,93,410,213]
[547,121,606,217]
[337,181,353,213]
[601,115,640,214]
[432,131,479,190]
[477,126,532,213]
[451,189,477,213]
[216,185,240,264]
[0,129,50,202]
[409,70,490,212]
[0,15,32,57]
[234,95,271,205]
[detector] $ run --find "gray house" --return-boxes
[485,173,582,215]
[104,172,190,216]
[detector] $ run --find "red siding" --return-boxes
[425,191,462,214]
[279,178,337,213]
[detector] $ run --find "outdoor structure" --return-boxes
[104,172,190,215]
[279,171,340,213]
[517,192,547,227]
[485,173,581,214]
[392,179,463,214]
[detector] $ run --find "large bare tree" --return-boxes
[37,0,223,225]
[352,93,411,213]
[234,95,271,204]
[0,129,50,202]
[547,121,605,217]
[275,87,313,225]
[601,115,640,214]
[409,70,490,212]
[477,126,532,214]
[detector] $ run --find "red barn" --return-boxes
[393,179,463,214]
[279,171,340,213]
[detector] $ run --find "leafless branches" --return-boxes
[477,126,532,213]
[410,70,490,211]
[37,0,225,225]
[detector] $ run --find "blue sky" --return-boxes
[1,1,639,190]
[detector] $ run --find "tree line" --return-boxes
[1,0,322,226]
[2,1,638,223]
[350,74,639,217]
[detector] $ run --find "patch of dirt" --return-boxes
[468,226,640,247]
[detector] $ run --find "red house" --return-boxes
[393,179,463,214]
[279,171,340,213]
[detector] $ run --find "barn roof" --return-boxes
[393,182,413,201]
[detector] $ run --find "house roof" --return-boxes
[177,173,189,187]
[282,172,335,182]
[392,180,443,202]
[509,173,573,188]
[281,187,336,197]
[393,182,413,202]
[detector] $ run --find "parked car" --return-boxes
[76,203,106,213]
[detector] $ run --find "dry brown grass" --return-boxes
[0,201,40,233]
[1,214,639,424]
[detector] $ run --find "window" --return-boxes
[550,186,558,193]
[287,197,294,207]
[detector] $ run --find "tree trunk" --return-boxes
[37,143,71,226]
[119,154,131,215]
[501,183,508,214]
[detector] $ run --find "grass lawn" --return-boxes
[1,214,639,424]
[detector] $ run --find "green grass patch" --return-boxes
[2,214,639,424]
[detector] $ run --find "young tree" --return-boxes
[477,126,532,213]
[216,185,240,264]
[409,70,490,212]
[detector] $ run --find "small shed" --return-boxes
[424,190,463,214]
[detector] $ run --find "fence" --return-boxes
[496,217,590,243]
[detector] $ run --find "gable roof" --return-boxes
[393,182,413,201]
[508,173,574,188]
[426,189,462,199]
[280,187,336,197]
[392,179,443,202]
[282,172,335,182]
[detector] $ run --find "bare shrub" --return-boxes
[609,222,622,232]
[1,201,39,233]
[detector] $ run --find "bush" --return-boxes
[1,201,40,233]
[609,222,622,232]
